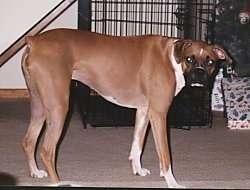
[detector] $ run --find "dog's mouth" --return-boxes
[190,83,204,87]
[186,67,209,88]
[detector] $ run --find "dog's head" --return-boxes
[174,39,232,88]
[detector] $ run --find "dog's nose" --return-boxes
[195,67,205,74]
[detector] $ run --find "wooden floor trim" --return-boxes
[0,89,29,98]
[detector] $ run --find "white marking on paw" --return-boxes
[31,169,48,178]
[161,166,185,188]
[130,161,151,176]
[129,142,151,176]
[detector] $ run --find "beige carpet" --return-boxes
[1,98,250,189]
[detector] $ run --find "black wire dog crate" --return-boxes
[75,0,216,127]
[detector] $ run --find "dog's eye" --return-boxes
[207,59,214,66]
[186,56,195,64]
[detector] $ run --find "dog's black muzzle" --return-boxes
[185,67,209,88]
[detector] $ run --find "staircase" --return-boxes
[0,0,77,67]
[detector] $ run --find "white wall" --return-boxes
[0,0,78,88]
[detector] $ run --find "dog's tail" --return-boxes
[24,36,34,49]
[21,38,31,67]
[21,36,37,99]
[22,35,36,67]
[21,50,28,66]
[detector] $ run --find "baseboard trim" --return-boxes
[0,89,29,98]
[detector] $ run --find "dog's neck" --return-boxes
[170,42,185,96]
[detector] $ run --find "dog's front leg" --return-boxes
[129,106,150,176]
[149,109,184,188]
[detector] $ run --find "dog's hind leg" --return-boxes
[129,106,150,176]
[21,48,47,178]
[21,45,71,183]
[37,76,71,183]
[22,95,47,178]
[40,99,69,183]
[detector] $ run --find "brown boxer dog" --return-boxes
[21,28,232,187]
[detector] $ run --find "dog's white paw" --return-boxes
[130,161,151,176]
[129,153,151,176]
[31,169,48,178]
[134,167,151,176]
[160,167,186,188]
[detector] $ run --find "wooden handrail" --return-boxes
[0,0,77,67]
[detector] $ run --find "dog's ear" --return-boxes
[212,44,236,76]
[174,39,192,64]
[212,44,233,64]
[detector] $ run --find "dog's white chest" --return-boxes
[170,50,185,96]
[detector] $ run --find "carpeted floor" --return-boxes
[1,98,250,189]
